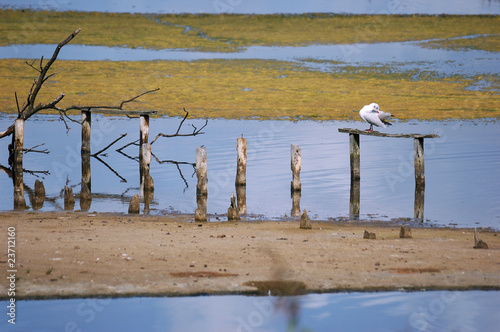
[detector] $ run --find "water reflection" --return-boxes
[0,115,499,229]
[1,291,498,332]
[1,41,499,80]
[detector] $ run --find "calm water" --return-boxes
[1,38,499,83]
[1,114,499,229]
[1,291,499,332]
[1,0,500,14]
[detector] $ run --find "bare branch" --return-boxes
[150,109,207,145]
[119,88,160,109]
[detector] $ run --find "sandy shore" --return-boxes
[1,211,499,299]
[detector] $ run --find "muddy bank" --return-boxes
[0,211,499,299]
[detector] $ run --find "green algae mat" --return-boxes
[0,10,498,120]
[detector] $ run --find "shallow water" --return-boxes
[2,0,500,15]
[1,114,499,229]
[1,37,499,84]
[1,291,499,332]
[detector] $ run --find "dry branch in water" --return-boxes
[150,108,208,145]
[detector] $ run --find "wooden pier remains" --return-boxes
[338,128,439,184]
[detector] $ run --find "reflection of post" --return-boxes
[349,133,360,179]
[195,146,207,221]
[350,178,360,220]
[140,143,154,193]
[414,137,425,184]
[13,119,25,210]
[291,144,301,191]
[414,183,425,221]
[141,143,154,213]
[236,136,247,214]
[80,150,91,211]
[291,190,301,217]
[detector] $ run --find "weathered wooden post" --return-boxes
[291,144,301,191]
[414,137,425,184]
[13,119,26,210]
[196,146,208,195]
[13,119,24,163]
[195,146,208,221]
[140,114,149,146]
[349,133,360,179]
[236,136,247,186]
[236,136,247,214]
[81,110,91,154]
[349,178,360,220]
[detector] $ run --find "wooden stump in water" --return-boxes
[300,209,312,229]
[227,192,240,221]
[64,186,75,211]
[399,225,413,239]
[128,194,140,214]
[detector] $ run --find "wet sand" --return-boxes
[1,211,499,299]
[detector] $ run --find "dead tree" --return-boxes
[0,28,159,157]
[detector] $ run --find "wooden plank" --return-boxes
[89,109,158,116]
[338,128,439,139]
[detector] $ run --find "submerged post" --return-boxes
[236,136,247,186]
[349,133,360,179]
[81,110,91,154]
[291,144,301,191]
[414,137,425,184]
